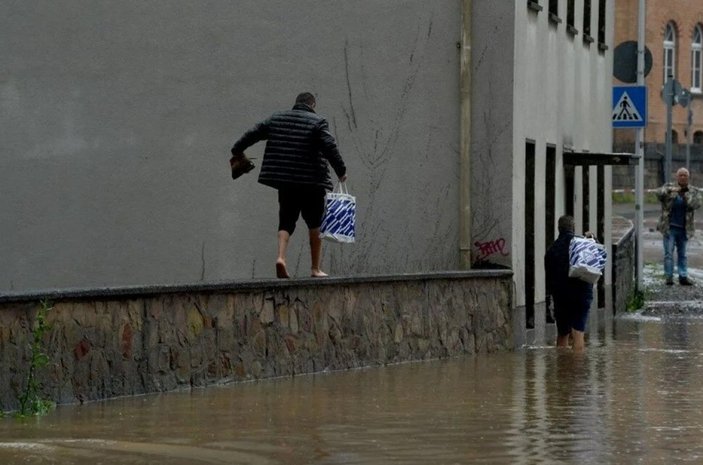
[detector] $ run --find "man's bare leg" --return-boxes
[276,230,290,278]
[556,334,570,348]
[571,330,585,352]
[309,228,327,277]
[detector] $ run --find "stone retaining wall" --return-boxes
[0,271,513,412]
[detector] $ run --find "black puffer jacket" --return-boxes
[231,103,346,190]
[544,230,593,298]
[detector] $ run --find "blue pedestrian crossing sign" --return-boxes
[612,86,647,128]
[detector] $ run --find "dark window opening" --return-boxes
[663,23,676,82]
[597,0,607,49]
[582,167,590,234]
[525,141,536,329]
[565,164,575,217]
[567,0,577,35]
[528,0,543,12]
[583,0,592,38]
[694,131,703,144]
[548,0,560,23]
[545,145,556,325]
[545,145,556,251]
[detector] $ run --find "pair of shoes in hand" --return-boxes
[230,153,255,180]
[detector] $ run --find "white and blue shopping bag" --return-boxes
[319,183,356,243]
[568,236,607,284]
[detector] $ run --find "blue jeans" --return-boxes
[663,227,688,278]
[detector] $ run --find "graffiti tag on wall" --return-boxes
[474,238,510,262]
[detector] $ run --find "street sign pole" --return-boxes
[665,77,673,183]
[687,107,692,170]
[635,0,645,292]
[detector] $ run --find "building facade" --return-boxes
[471,0,615,341]
[2,1,616,347]
[613,0,703,186]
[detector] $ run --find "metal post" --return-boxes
[635,0,645,291]
[665,76,673,183]
[686,107,692,170]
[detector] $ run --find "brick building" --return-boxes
[613,0,703,186]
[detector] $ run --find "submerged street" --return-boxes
[2,208,702,464]
[3,0,703,463]
[1,267,703,465]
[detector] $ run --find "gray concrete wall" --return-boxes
[1,1,462,292]
[469,0,515,268]
[0,271,513,411]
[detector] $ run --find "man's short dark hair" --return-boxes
[295,92,316,106]
[558,215,575,233]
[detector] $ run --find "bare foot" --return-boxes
[311,269,328,278]
[276,261,290,279]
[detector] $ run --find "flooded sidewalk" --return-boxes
[2,208,703,464]
[2,306,703,464]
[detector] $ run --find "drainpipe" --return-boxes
[635,0,645,291]
[459,0,472,269]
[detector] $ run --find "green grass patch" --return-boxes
[627,289,647,312]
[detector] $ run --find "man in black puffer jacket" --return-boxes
[231,92,347,279]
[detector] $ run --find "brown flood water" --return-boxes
[2,314,703,465]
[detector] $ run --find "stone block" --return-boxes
[278,302,290,329]
[251,330,267,357]
[393,322,404,344]
[260,298,275,325]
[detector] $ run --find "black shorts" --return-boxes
[553,286,593,336]
[277,186,326,234]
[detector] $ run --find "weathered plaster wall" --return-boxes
[470,0,515,269]
[0,1,462,292]
[0,271,513,412]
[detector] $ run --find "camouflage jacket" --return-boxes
[655,183,703,238]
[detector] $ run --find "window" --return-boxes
[692,25,702,92]
[527,0,542,12]
[567,0,577,34]
[545,145,556,251]
[664,22,676,83]
[671,130,679,144]
[694,131,703,144]
[583,0,592,39]
[524,140,535,329]
[548,0,561,24]
[598,0,607,50]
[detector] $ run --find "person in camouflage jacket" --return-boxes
[655,167,703,285]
